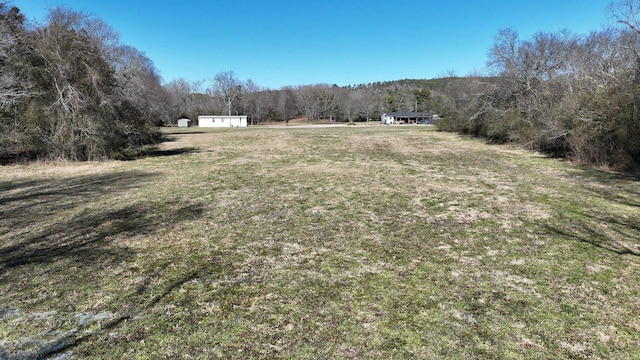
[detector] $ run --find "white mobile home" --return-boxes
[198,115,248,128]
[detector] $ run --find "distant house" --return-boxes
[177,118,191,128]
[198,115,248,128]
[381,112,434,125]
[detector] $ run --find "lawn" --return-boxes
[1,125,639,359]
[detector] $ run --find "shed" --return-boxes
[198,115,248,128]
[177,118,191,128]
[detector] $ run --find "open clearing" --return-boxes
[1,125,639,359]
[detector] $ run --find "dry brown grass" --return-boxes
[1,125,639,359]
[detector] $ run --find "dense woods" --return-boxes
[0,4,170,162]
[2,1,640,170]
[436,1,640,171]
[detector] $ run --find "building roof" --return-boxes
[383,112,432,117]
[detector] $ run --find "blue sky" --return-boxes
[13,0,613,89]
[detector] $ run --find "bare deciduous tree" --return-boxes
[278,87,296,124]
[0,4,30,112]
[212,70,242,116]
[113,45,171,127]
[165,78,205,122]
[243,79,269,125]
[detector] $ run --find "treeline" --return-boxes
[0,4,170,162]
[436,3,640,171]
[163,75,436,126]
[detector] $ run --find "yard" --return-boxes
[1,125,639,359]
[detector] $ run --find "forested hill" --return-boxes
[341,77,497,91]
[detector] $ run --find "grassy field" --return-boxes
[1,125,639,359]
